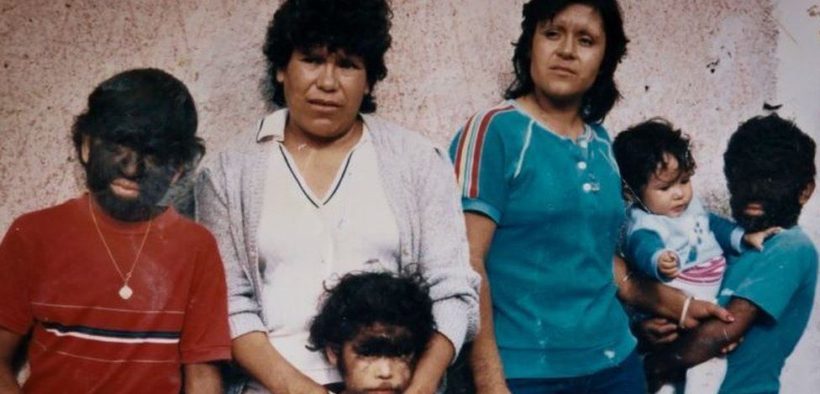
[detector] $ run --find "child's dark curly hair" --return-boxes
[613,118,696,201]
[262,0,392,113]
[724,113,816,230]
[308,268,435,359]
[71,68,203,173]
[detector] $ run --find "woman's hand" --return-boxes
[680,299,734,329]
[636,315,741,356]
[232,332,327,394]
[403,333,454,394]
[615,256,734,328]
[636,317,679,347]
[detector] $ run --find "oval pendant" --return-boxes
[119,285,133,300]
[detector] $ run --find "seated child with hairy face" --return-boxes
[308,271,435,394]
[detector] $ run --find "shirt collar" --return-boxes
[255,108,371,144]
[577,123,593,144]
[256,108,288,142]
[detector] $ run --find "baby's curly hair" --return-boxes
[262,0,392,113]
[613,118,696,201]
[308,268,435,360]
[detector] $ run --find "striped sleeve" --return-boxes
[449,106,512,223]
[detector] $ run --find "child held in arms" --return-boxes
[612,118,779,394]
[308,270,435,394]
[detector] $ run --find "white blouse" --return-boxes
[254,114,400,386]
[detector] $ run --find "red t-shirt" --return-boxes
[0,194,231,393]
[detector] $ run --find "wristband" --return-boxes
[679,296,694,328]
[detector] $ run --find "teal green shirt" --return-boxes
[718,226,818,394]
[450,101,635,378]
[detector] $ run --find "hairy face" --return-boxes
[84,138,178,222]
[728,177,803,233]
[327,324,416,394]
[723,115,816,232]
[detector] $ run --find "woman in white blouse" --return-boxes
[195,0,479,393]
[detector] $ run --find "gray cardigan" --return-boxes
[195,112,480,356]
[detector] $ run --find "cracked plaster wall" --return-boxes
[0,0,818,391]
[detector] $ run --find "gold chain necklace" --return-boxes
[88,198,153,300]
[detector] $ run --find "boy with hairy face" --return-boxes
[644,113,817,394]
[0,68,231,393]
[308,271,436,394]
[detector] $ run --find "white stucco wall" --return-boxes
[0,1,817,391]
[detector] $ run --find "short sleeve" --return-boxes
[0,221,34,335]
[449,115,509,223]
[179,232,232,364]
[727,237,815,322]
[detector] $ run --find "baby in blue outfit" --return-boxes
[613,118,778,394]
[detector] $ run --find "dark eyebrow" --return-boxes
[352,335,415,357]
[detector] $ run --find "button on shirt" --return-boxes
[254,111,400,385]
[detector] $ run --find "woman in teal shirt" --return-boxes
[450,0,641,392]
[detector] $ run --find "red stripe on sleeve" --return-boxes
[468,106,510,198]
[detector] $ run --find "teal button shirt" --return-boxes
[718,226,818,394]
[450,101,635,378]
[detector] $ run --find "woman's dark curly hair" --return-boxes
[724,113,816,230]
[71,68,204,173]
[308,268,435,359]
[262,0,392,113]
[505,0,628,123]
[613,118,696,201]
